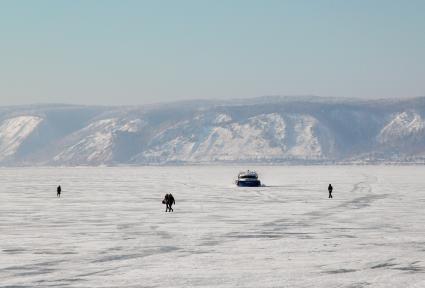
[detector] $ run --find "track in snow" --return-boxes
[0,166,424,287]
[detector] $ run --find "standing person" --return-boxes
[328,184,333,199]
[168,193,175,212]
[57,185,62,198]
[163,194,169,212]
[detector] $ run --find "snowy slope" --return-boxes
[52,118,145,165]
[135,113,330,163]
[378,111,425,144]
[0,116,43,161]
[1,97,425,165]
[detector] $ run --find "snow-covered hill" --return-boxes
[0,116,43,162]
[378,111,425,145]
[133,113,330,163]
[1,97,425,165]
[52,118,145,165]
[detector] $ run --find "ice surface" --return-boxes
[0,166,424,287]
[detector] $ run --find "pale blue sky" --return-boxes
[1,0,424,105]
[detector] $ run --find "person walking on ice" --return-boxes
[57,185,61,198]
[162,193,176,212]
[162,194,169,211]
[328,184,333,199]
[167,193,175,212]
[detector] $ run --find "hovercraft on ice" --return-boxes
[236,170,261,187]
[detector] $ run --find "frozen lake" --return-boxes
[1,166,424,287]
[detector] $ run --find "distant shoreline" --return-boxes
[1,161,425,168]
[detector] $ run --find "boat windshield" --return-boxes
[239,174,258,179]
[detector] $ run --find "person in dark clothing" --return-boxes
[163,194,169,212]
[167,194,175,212]
[57,185,61,198]
[162,193,176,212]
[328,184,333,199]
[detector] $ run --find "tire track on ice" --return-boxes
[253,174,385,240]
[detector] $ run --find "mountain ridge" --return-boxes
[2,96,425,166]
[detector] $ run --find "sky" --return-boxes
[0,0,424,105]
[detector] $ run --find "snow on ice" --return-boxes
[0,166,424,287]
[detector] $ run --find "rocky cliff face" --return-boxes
[1,97,425,165]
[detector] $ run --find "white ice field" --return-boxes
[0,166,424,287]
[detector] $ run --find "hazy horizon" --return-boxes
[2,94,425,108]
[1,0,424,106]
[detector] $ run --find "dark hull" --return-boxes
[236,180,261,187]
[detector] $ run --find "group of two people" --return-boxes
[162,193,175,212]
